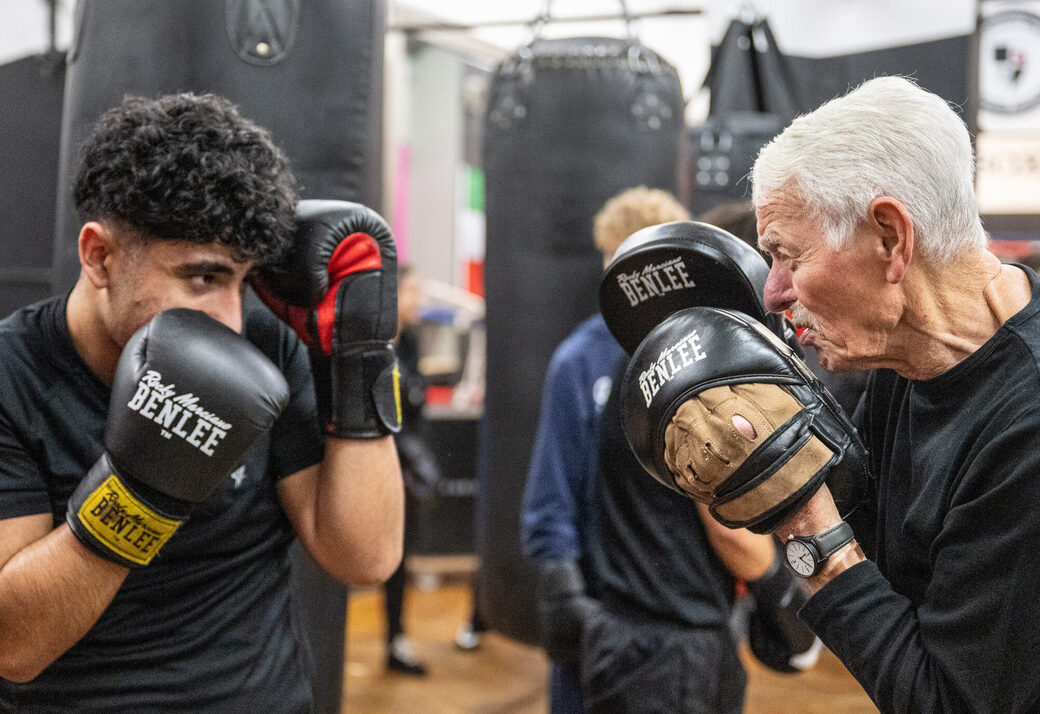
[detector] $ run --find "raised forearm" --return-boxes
[774,486,864,596]
[696,502,776,581]
[285,436,404,586]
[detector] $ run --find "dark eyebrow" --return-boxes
[174,261,236,276]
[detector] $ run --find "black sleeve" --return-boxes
[245,309,325,480]
[801,406,1040,713]
[0,405,52,520]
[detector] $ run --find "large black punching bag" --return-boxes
[51,3,384,712]
[479,34,684,644]
[0,52,64,318]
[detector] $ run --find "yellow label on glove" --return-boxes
[76,475,182,566]
[393,363,403,427]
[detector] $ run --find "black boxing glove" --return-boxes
[67,309,289,568]
[536,559,603,663]
[252,200,402,438]
[746,552,821,673]
[620,306,867,534]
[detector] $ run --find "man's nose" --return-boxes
[762,263,796,314]
[207,288,243,334]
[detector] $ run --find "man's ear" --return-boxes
[78,222,115,289]
[869,197,914,284]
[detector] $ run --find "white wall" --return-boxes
[1,0,73,65]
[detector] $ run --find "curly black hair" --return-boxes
[73,92,298,264]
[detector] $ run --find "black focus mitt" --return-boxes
[599,221,795,355]
[620,306,866,534]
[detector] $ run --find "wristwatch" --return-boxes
[784,521,855,577]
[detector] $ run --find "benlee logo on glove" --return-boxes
[77,475,181,566]
[125,370,233,456]
[638,328,707,406]
[616,255,696,307]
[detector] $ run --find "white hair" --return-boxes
[751,76,986,265]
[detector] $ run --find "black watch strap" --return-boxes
[813,521,855,559]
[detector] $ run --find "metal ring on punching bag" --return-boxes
[225,0,300,66]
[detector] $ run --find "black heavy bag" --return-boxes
[704,16,802,120]
[50,3,384,711]
[690,15,801,215]
[479,32,684,644]
[0,53,64,318]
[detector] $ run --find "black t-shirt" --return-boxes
[586,355,736,628]
[0,297,325,712]
[803,267,1040,713]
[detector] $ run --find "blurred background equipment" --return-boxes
[478,0,685,645]
[405,276,486,558]
[0,0,64,317]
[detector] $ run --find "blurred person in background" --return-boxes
[383,265,441,676]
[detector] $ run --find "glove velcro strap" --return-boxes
[325,344,403,438]
[66,454,188,568]
[711,412,834,532]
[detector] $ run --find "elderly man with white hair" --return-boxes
[746,76,1040,712]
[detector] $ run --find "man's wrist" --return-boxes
[806,540,864,595]
[774,484,842,542]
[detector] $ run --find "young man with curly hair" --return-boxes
[0,93,404,711]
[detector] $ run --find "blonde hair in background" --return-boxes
[594,186,691,260]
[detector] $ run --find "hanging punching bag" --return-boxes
[0,52,64,318]
[51,3,384,712]
[691,15,801,215]
[479,32,684,645]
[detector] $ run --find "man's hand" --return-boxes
[775,487,865,594]
[535,559,603,663]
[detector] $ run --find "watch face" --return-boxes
[980,10,1040,114]
[785,539,816,577]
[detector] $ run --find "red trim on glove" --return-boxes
[316,233,383,354]
[252,280,316,347]
[786,310,806,338]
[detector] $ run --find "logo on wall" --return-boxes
[980,9,1040,115]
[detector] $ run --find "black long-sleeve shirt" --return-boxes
[802,267,1040,713]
